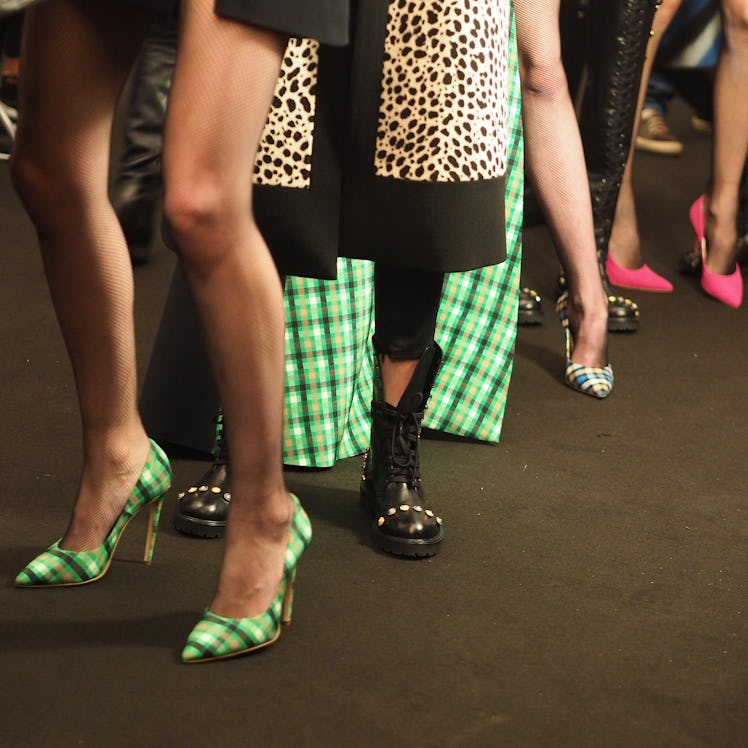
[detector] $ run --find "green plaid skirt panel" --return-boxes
[281,19,523,467]
[283,259,375,464]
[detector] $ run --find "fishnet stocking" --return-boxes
[163,0,291,620]
[515,0,608,367]
[12,1,153,551]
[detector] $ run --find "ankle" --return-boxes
[225,488,293,535]
[81,429,151,479]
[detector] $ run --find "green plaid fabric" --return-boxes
[182,594,286,663]
[182,494,310,663]
[280,14,523,467]
[15,440,172,587]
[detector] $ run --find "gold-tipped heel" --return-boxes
[143,495,165,564]
[281,570,296,625]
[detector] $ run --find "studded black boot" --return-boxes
[361,343,444,557]
[173,411,231,538]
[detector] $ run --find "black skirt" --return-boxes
[122,0,350,46]
[253,0,511,278]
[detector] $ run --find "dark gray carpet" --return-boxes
[1,101,746,747]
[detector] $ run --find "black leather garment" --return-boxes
[561,0,660,332]
[111,16,177,265]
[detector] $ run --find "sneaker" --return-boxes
[691,115,713,135]
[635,109,684,156]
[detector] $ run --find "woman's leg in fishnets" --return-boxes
[163,1,289,619]
[11,1,151,551]
[703,0,748,274]
[515,0,608,366]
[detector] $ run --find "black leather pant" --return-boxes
[111,15,177,263]
[561,0,660,261]
[373,265,444,359]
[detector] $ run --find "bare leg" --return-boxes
[702,0,748,274]
[11,0,152,551]
[515,0,608,366]
[163,0,289,620]
[609,0,683,270]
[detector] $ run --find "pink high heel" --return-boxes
[689,195,743,308]
[606,255,674,293]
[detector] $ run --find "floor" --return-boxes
[1,101,746,747]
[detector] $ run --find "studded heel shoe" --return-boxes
[15,439,172,587]
[558,266,639,333]
[361,343,444,558]
[181,493,312,663]
[174,412,231,538]
[518,287,543,326]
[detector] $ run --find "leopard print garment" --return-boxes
[254,0,509,188]
[376,0,510,182]
[254,38,320,189]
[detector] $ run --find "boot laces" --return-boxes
[388,412,422,486]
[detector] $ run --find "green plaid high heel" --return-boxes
[181,493,312,664]
[15,439,172,587]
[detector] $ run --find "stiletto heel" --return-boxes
[281,569,296,625]
[556,291,614,399]
[690,195,743,308]
[181,493,311,664]
[15,439,172,587]
[143,495,164,564]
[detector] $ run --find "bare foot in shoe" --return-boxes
[566,288,609,368]
[704,199,740,275]
[209,489,294,620]
[61,431,152,551]
[609,181,644,270]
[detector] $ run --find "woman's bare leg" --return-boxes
[11,0,151,551]
[515,0,608,366]
[608,0,683,270]
[163,0,289,619]
[703,0,748,274]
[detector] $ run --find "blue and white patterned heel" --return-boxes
[556,291,614,399]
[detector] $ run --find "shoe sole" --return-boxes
[607,317,638,333]
[518,309,543,326]
[361,487,443,558]
[173,511,226,539]
[372,528,443,557]
[635,136,683,156]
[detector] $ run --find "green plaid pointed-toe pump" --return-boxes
[182,493,311,664]
[15,439,172,588]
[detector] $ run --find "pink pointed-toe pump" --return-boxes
[605,255,674,293]
[689,195,743,308]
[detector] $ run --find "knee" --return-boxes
[162,183,217,242]
[11,143,87,224]
[162,181,231,267]
[519,56,568,102]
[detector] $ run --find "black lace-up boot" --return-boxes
[174,412,231,538]
[361,343,444,557]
